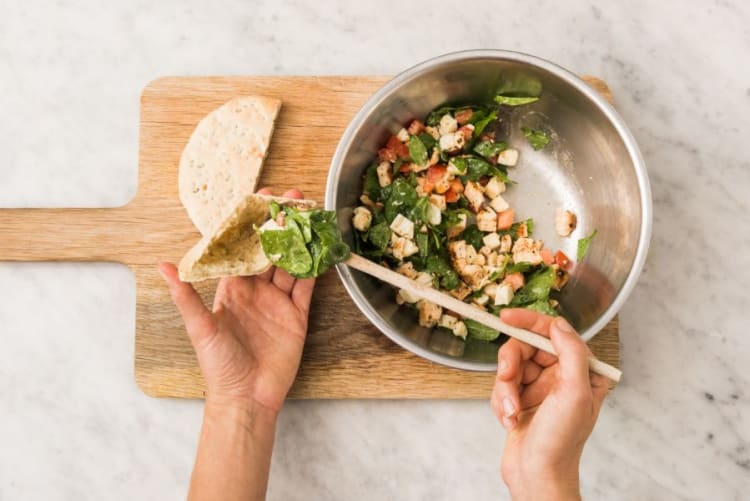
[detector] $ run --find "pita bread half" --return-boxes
[178,194,317,282]
[179,96,282,236]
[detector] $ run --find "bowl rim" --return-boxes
[325,49,652,371]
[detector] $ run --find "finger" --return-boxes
[549,316,591,388]
[282,189,303,199]
[257,187,272,196]
[521,361,543,384]
[590,372,610,416]
[158,262,216,346]
[500,308,555,337]
[496,339,528,382]
[519,367,558,409]
[272,268,297,295]
[493,345,522,420]
[291,277,316,312]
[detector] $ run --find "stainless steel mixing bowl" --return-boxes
[325,50,651,371]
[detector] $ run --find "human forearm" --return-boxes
[189,399,278,501]
[506,470,581,501]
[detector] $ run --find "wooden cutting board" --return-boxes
[0,76,619,399]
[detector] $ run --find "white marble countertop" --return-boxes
[1,1,748,499]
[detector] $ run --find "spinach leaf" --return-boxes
[504,218,534,238]
[409,196,430,225]
[465,319,501,341]
[260,222,313,277]
[384,178,417,223]
[285,206,313,243]
[269,201,281,219]
[521,127,550,151]
[471,110,497,138]
[457,156,511,183]
[510,266,555,306]
[577,229,598,261]
[418,132,437,152]
[494,95,540,106]
[473,140,507,159]
[367,221,391,251]
[462,224,485,251]
[363,163,382,202]
[504,261,538,274]
[408,135,428,166]
[525,299,559,317]
[425,254,460,290]
[415,232,429,259]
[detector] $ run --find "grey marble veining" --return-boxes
[1,0,749,499]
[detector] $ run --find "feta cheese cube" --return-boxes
[438,314,458,330]
[352,206,372,231]
[439,132,465,153]
[485,177,506,199]
[390,214,414,239]
[473,293,490,306]
[426,203,442,225]
[396,127,410,142]
[489,195,509,213]
[483,232,501,250]
[494,283,514,306]
[497,148,519,167]
[438,113,458,135]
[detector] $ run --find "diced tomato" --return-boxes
[385,135,410,158]
[496,209,515,231]
[445,189,460,203]
[555,250,572,270]
[426,164,447,183]
[408,120,425,135]
[399,162,411,174]
[541,248,554,265]
[418,176,435,195]
[378,148,397,162]
[504,272,525,291]
[449,178,464,193]
[455,108,473,125]
[457,125,474,141]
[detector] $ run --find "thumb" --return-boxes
[549,317,591,388]
[158,262,216,348]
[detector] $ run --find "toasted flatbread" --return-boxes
[179,96,282,236]
[178,194,317,282]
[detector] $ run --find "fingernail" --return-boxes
[555,317,576,334]
[498,358,508,374]
[502,397,516,417]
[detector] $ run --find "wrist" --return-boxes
[204,395,279,434]
[506,467,580,501]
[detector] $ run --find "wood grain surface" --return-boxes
[0,75,620,399]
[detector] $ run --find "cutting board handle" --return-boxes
[0,206,138,262]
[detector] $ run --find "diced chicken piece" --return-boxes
[483,232,501,250]
[516,222,529,238]
[433,171,453,195]
[390,214,414,239]
[497,148,519,167]
[391,234,419,260]
[396,262,418,279]
[479,245,493,257]
[473,293,490,306]
[452,321,468,339]
[463,181,485,213]
[415,176,430,196]
[486,251,502,267]
[446,213,467,239]
[438,314,458,330]
[485,177,506,199]
[458,264,486,289]
[439,131,466,153]
[512,237,543,265]
[396,127,410,142]
[408,119,425,135]
[351,206,372,232]
[474,253,486,266]
[477,209,498,232]
[448,282,472,300]
[376,161,393,187]
[499,234,513,253]
[418,300,443,328]
[425,125,440,140]
[555,209,577,237]
[419,224,428,234]
[438,113,458,135]
[426,203,442,225]
[489,194,509,213]
[483,282,498,299]
[494,283,514,306]
[395,291,405,305]
[448,240,469,262]
[429,194,446,211]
